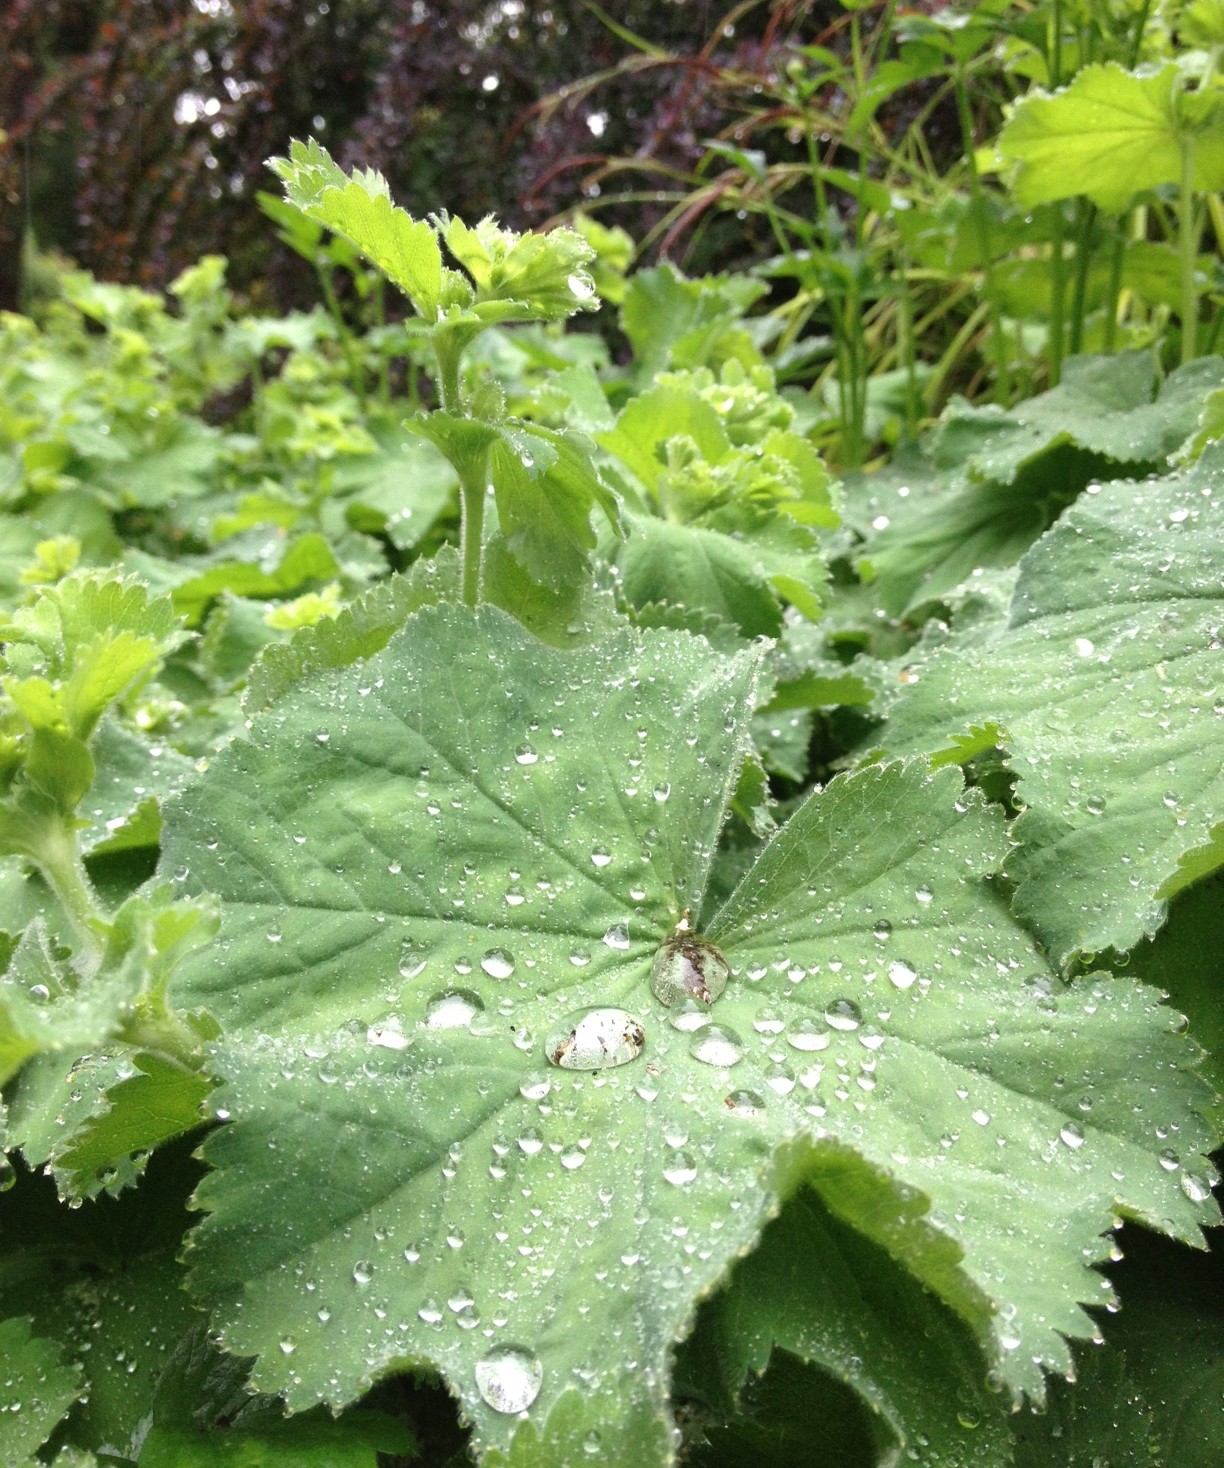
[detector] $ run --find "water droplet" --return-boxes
[1158,1148,1180,1172]
[590,847,612,868]
[824,998,862,1031]
[668,999,711,1033]
[352,1260,374,1285]
[424,990,485,1030]
[689,1025,744,1067]
[519,1072,551,1101]
[1059,1123,1085,1149]
[663,1152,698,1185]
[887,960,917,990]
[546,1007,646,1070]
[650,913,729,1006]
[1084,794,1106,816]
[1074,637,1095,658]
[873,919,892,941]
[480,949,516,980]
[724,1090,766,1117]
[568,273,595,300]
[419,1298,443,1324]
[279,1336,296,1355]
[602,924,630,950]
[786,1018,830,1052]
[515,743,539,765]
[560,1145,586,1170]
[367,1017,410,1050]
[653,782,671,802]
[475,1344,543,1414]
[1181,1172,1213,1204]
[914,885,933,905]
[569,948,591,967]
[752,1006,785,1035]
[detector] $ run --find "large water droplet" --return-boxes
[367,1020,410,1050]
[824,998,862,1031]
[424,990,485,1030]
[480,949,516,980]
[650,913,729,1006]
[663,1152,698,1185]
[475,1344,543,1414]
[724,1089,766,1117]
[786,1019,829,1052]
[887,960,917,991]
[689,1025,744,1067]
[546,1007,646,1071]
[515,743,539,765]
[602,924,630,950]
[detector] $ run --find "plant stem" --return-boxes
[457,461,488,609]
[1179,137,1198,363]
[953,67,1010,403]
[30,813,106,961]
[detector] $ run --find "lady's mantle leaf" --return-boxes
[0,1317,83,1464]
[883,445,1224,965]
[161,607,1216,1461]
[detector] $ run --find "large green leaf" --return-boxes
[998,61,1224,211]
[160,606,1216,1462]
[883,446,1224,964]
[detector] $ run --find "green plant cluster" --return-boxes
[574,0,1224,468]
[0,122,1221,1468]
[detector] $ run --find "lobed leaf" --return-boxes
[158,605,1216,1462]
[883,445,1224,964]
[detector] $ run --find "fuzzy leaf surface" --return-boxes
[883,447,1224,963]
[160,607,1215,1462]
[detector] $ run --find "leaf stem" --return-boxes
[29,813,107,962]
[457,461,488,609]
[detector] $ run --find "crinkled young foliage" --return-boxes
[158,604,1217,1463]
[882,443,1224,966]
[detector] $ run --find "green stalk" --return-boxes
[1068,199,1096,357]
[1048,206,1066,384]
[29,813,106,962]
[315,257,368,411]
[953,67,1010,402]
[457,461,488,610]
[1179,137,1198,363]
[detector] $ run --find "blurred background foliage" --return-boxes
[2,0,858,312]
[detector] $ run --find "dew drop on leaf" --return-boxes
[352,1260,374,1285]
[668,999,711,1033]
[367,1020,410,1050]
[1181,1172,1214,1204]
[546,1007,646,1070]
[824,998,862,1031]
[689,1025,744,1067]
[663,1152,698,1186]
[786,1018,830,1052]
[475,1344,543,1414]
[602,924,630,950]
[649,913,729,1006]
[424,990,485,1030]
[514,743,539,765]
[519,1071,551,1101]
[724,1090,766,1117]
[479,949,516,979]
[886,959,918,990]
